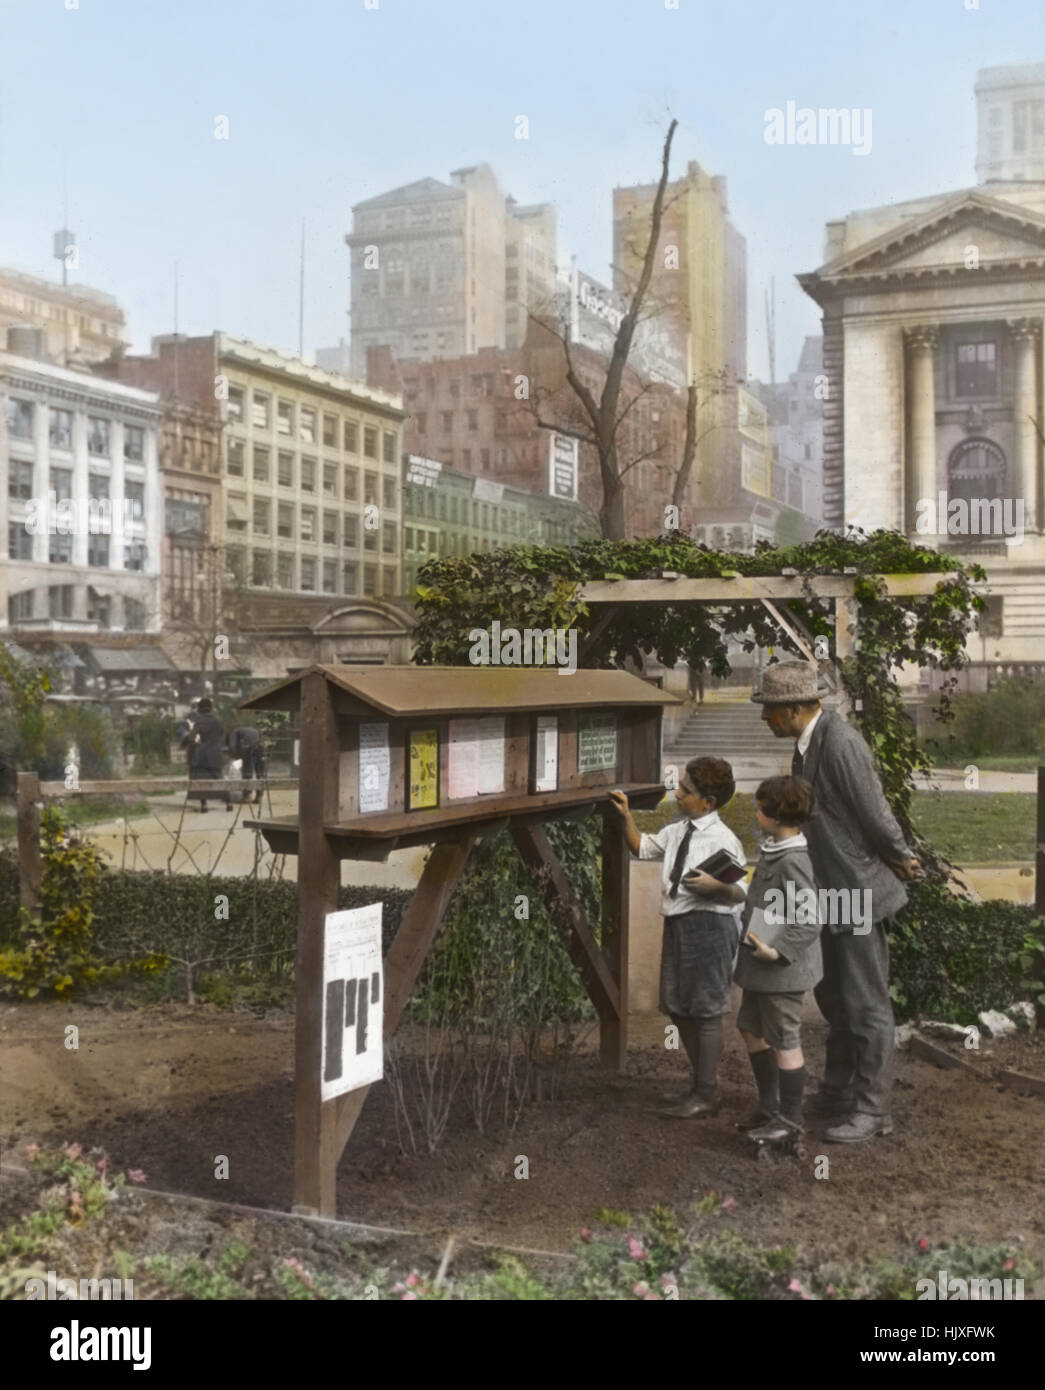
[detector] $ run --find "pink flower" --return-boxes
[24,1143,40,1160]
[96,1157,108,1175]
[627,1237,648,1261]
[825,1284,838,1297]
[1002,1257,1016,1272]
[644,1293,659,1301]
[401,1291,418,1301]
[660,1273,676,1289]
[64,1143,82,1160]
[788,1277,805,1294]
[633,1281,651,1297]
[404,1272,421,1288]
[579,1227,594,1243]
[721,1196,737,1212]
[283,1258,303,1270]
[126,1168,147,1184]
[917,1238,929,1253]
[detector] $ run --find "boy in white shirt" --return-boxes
[609,757,746,1117]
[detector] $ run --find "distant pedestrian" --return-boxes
[687,664,705,704]
[186,698,226,812]
[229,725,265,804]
[753,660,922,1143]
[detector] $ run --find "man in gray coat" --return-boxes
[752,661,922,1143]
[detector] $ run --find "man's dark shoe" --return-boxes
[824,1112,894,1144]
[735,1105,774,1131]
[659,1094,718,1119]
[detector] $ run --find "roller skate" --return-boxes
[747,1114,805,1161]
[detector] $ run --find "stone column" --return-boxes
[904,326,939,533]
[1008,318,1041,536]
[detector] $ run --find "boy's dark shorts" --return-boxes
[737,988,806,1050]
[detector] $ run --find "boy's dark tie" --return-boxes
[669,821,695,898]
[792,747,803,777]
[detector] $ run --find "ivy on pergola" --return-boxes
[412,529,987,870]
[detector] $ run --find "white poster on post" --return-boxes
[358,722,390,813]
[448,717,505,797]
[477,716,505,794]
[534,715,558,792]
[321,902,384,1101]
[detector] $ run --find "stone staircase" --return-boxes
[665,699,793,771]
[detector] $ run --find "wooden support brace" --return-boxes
[510,823,621,1032]
[17,772,41,911]
[599,805,629,1070]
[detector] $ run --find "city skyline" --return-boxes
[2,0,1041,384]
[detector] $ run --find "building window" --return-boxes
[124,425,144,461]
[344,514,359,548]
[253,445,270,482]
[49,408,72,449]
[363,563,378,597]
[278,451,294,487]
[6,398,33,439]
[49,584,73,618]
[323,462,338,497]
[344,420,359,453]
[364,471,379,506]
[227,439,245,475]
[124,596,146,629]
[124,542,147,571]
[364,526,378,552]
[382,566,396,595]
[252,392,270,429]
[87,471,109,501]
[86,587,111,628]
[323,414,337,447]
[955,341,997,398]
[277,502,293,538]
[946,437,1007,530]
[49,532,73,563]
[322,510,337,546]
[404,526,415,550]
[125,479,145,519]
[277,552,294,589]
[8,523,33,560]
[344,466,359,501]
[300,506,316,543]
[415,412,427,435]
[383,431,396,463]
[88,533,110,568]
[8,459,33,500]
[228,386,244,420]
[480,448,490,468]
[382,521,396,554]
[8,590,34,622]
[277,399,293,436]
[383,475,396,510]
[299,408,316,444]
[300,557,316,591]
[300,456,316,493]
[87,417,110,456]
[440,411,453,434]
[342,561,358,594]
[253,498,270,535]
[252,551,271,586]
[363,425,378,458]
[226,492,248,533]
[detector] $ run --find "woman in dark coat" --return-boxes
[187,698,226,811]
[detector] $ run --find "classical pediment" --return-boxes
[804,191,1045,291]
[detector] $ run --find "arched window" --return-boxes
[947,436,1005,502]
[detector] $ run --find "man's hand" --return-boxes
[607,790,629,817]
[746,930,780,963]
[683,870,724,897]
[888,857,923,882]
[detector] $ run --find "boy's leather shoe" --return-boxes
[748,1115,802,1143]
[659,1094,718,1119]
[824,1112,894,1143]
[735,1105,774,1131]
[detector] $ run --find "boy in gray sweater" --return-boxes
[735,776,823,1144]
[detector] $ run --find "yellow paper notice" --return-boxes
[408,728,439,809]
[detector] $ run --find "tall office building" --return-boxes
[975,63,1045,184]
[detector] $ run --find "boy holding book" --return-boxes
[735,775,823,1144]
[609,757,746,1118]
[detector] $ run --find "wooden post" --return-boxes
[599,804,629,1070]
[293,672,341,1216]
[17,772,41,911]
[832,596,855,719]
[1036,767,1045,918]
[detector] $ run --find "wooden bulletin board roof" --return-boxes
[240,664,681,716]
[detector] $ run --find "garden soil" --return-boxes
[2,1000,1043,1270]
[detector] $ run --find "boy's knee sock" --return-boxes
[691,1016,724,1101]
[672,1016,701,1082]
[779,1064,806,1126]
[747,1048,780,1114]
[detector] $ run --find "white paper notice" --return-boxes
[477,716,505,794]
[358,722,390,813]
[321,902,384,1101]
[534,715,558,792]
[448,718,480,800]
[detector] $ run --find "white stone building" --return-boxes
[2,330,163,635]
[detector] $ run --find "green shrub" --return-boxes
[888,879,1041,1023]
[924,677,1045,760]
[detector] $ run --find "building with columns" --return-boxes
[1,328,163,635]
[799,68,1045,664]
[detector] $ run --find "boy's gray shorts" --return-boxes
[736,989,806,1050]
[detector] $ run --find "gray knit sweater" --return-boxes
[734,836,824,993]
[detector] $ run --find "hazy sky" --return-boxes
[2,0,1042,382]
